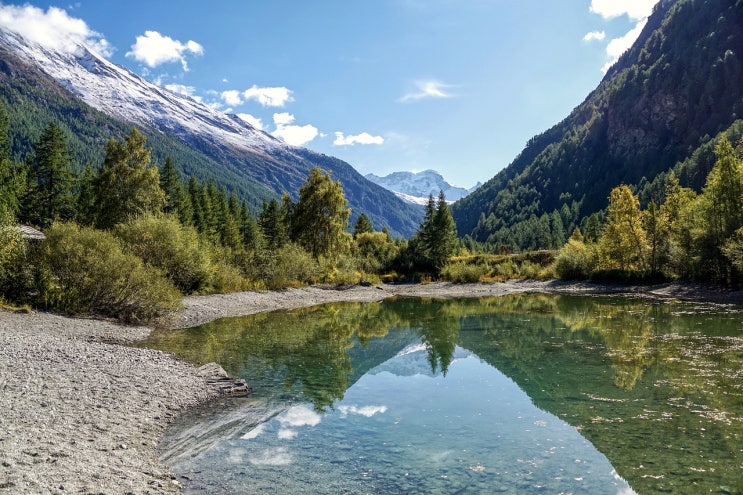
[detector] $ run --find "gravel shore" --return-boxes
[1,280,741,494]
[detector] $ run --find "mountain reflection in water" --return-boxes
[145,295,743,494]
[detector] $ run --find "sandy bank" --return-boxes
[1,280,740,494]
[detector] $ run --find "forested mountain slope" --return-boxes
[0,30,421,237]
[453,0,743,249]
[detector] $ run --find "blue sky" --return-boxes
[0,1,658,188]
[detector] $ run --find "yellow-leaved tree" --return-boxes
[599,185,648,272]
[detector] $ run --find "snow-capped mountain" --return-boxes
[0,27,422,237]
[365,170,480,206]
[0,29,279,153]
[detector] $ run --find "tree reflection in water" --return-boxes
[145,294,743,494]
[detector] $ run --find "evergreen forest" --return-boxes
[0,109,459,323]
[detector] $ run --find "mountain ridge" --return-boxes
[0,28,421,237]
[365,169,480,206]
[453,0,743,249]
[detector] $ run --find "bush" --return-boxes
[441,262,488,283]
[552,239,598,280]
[38,223,181,323]
[205,245,251,293]
[259,243,318,289]
[320,253,361,285]
[0,217,32,303]
[114,214,211,293]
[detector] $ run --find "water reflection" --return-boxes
[146,295,743,494]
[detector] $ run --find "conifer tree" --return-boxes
[258,197,288,250]
[353,213,374,237]
[93,129,165,228]
[238,199,262,252]
[160,156,193,224]
[412,191,459,272]
[74,164,97,225]
[0,105,24,220]
[30,121,75,226]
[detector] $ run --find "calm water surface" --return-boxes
[145,294,743,494]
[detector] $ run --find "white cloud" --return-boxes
[165,84,196,96]
[273,112,296,126]
[333,132,384,146]
[589,0,656,21]
[248,447,293,466]
[277,428,298,440]
[237,113,264,131]
[278,405,322,427]
[338,405,388,418]
[243,85,294,107]
[0,4,112,57]
[601,19,648,73]
[126,30,203,71]
[583,31,606,42]
[588,0,655,73]
[221,89,243,106]
[271,113,319,146]
[398,80,455,103]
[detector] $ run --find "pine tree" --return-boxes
[238,199,262,253]
[74,164,97,225]
[353,213,374,237]
[160,156,193,224]
[0,105,24,220]
[30,121,75,226]
[258,197,288,250]
[429,191,459,270]
[93,129,165,228]
[412,191,459,273]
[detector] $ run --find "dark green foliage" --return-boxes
[160,156,193,225]
[0,105,24,219]
[93,129,165,228]
[408,191,459,273]
[353,213,374,237]
[24,121,75,227]
[453,0,743,251]
[258,197,288,251]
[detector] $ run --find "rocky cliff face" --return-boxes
[453,0,743,246]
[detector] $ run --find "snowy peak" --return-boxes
[0,24,424,237]
[365,170,480,205]
[0,27,280,153]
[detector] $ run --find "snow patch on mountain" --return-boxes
[0,28,285,154]
[365,170,480,205]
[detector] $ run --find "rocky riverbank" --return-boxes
[1,280,740,494]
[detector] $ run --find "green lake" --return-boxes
[144,294,743,494]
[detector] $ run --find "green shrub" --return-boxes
[204,245,250,293]
[0,216,32,303]
[441,262,488,283]
[114,214,210,293]
[259,243,318,289]
[320,253,361,285]
[39,222,181,323]
[552,239,597,280]
[517,260,548,279]
[492,258,518,280]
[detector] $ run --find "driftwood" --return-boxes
[197,362,249,396]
